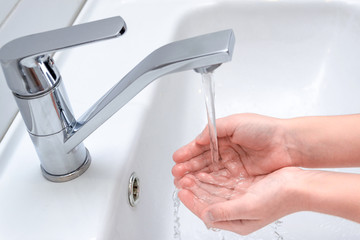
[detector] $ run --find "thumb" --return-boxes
[202,199,250,224]
[196,125,210,145]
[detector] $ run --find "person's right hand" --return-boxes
[172,113,295,182]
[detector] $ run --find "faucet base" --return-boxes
[40,148,92,182]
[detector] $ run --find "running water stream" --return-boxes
[173,72,220,240]
[201,72,219,164]
[173,189,182,240]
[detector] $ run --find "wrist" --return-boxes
[281,167,311,213]
[280,117,311,168]
[275,118,303,168]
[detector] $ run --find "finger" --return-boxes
[196,163,225,174]
[196,116,242,147]
[174,177,186,189]
[190,185,225,205]
[176,174,196,188]
[209,219,264,236]
[192,175,235,200]
[196,116,239,145]
[179,175,224,204]
[195,171,248,190]
[177,189,210,220]
[212,115,240,139]
[195,171,232,187]
[174,178,179,188]
[173,140,209,163]
[202,198,253,223]
[195,170,229,183]
[195,125,211,145]
[219,146,248,177]
[172,151,213,178]
[208,169,232,178]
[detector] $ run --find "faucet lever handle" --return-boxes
[0,16,126,96]
[0,16,126,63]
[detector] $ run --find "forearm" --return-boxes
[283,114,360,168]
[294,169,360,223]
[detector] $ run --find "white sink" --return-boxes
[1,0,360,239]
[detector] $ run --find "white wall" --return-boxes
[0,0,19,25]
[0,0,87,141]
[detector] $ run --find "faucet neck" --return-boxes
[63,29,235,153]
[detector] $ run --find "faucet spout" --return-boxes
[0,16,235,182]
[65,29,235,152]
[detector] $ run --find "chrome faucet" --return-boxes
[0,16,235,182]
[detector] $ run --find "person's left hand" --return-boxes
[175,166,305,235]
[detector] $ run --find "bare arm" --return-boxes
[297,170,360,223]
[284,114,360,168]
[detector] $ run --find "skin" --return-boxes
[172,113,360,235]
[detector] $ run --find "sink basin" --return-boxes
[1,0,360,239]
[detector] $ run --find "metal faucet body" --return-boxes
[0,16,235,182]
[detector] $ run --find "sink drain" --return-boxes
[128,172,140,207]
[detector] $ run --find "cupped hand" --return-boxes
[172,113,294,181]
[176,166,304,235]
